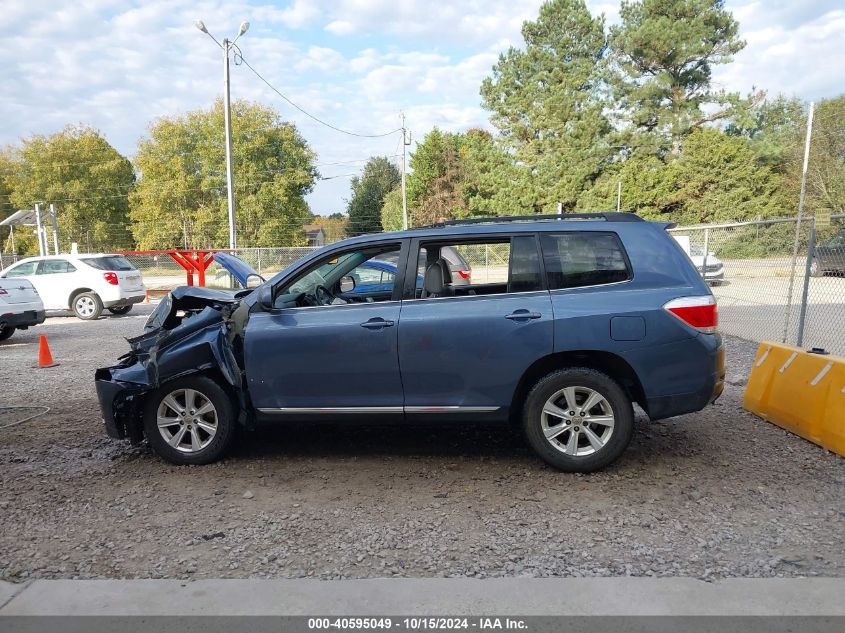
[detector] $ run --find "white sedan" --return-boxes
[0,277,45,341]
[0,254,146,320]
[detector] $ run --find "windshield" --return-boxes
[80,256,135,271]
[287,252,361,295]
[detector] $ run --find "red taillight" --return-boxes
[454,269,471,280]
[103,272,119,285]
[664,296,718,334]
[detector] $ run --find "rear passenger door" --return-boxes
[397,234,553,416]
[34,259,78,310]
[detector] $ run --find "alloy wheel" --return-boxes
[540,386,615,457]
[156,388,218,453]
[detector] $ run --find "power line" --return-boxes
[238,54,403,139]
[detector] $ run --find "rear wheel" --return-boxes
[0,326,14,341]
[523,368,634,473]
[143,375,236,465]
[107,305,132,315]
[72,292,103,320]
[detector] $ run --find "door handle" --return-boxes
[360,317,395,329]
[505,310,542,321]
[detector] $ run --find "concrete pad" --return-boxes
[2,578,844,616]
[0,581,27,610]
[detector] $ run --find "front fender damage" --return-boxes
[94,288,253,442]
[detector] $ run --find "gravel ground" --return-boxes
[1,305,843,582]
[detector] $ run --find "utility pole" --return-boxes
[34,203,45,257]
[401,113,410,230]
[49,203,59,254]
[783,101,815,343]
[222,37,237,250]
[196,20,249,251]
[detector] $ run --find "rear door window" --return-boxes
[37,259,76,274]
[540,233,631,290]
[80,256,135,271]
[412,235,542,298]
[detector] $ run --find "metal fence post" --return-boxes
[796,220,816,348]
[702,228,710,280]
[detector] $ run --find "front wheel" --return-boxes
[0,326,15,341]
[107,305,132,315]
[143,375,237,465]
[522,368,634,473]
[72,292,103,320]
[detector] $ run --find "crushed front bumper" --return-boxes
[95,365,150,441]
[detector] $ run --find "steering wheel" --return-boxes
[314,285,334,306]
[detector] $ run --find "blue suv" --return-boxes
[95,213,724,472]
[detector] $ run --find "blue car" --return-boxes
[96,213,724,472]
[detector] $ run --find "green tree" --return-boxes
[1,126,135,254]
[131,99,317,249]
[380,187,404,232]
[406,129,468,226]
[803,96,845,217]
[728,95,804,172]
[480,0,611,212]
[346,156,401,236]
[461,128,535,216]
[610,0,754,158]
[582,128,785,222]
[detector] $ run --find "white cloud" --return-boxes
[2,0,843,215]
[712,6,845,100]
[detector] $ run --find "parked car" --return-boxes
[811,230,845,276]
[96,213,724,472]
[0,278,45,341]
[0,254,146,320]
[672,235,725,283]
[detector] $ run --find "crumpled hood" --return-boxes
[143,285,241,333]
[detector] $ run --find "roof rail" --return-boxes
[423,212,644,228]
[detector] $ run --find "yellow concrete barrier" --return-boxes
[744,341,845,457]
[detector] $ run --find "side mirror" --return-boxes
[257,284,273,310]
[339,275,356,293]
[245,273,264,289]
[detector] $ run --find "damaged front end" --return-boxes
[94,286,252,442]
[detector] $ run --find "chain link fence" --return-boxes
[123,247,318,291]
[20,214,838,356]
[669,214,845,356]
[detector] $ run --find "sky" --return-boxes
[2,0,844,215]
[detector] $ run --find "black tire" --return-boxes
[72,292,103,320]
[107,305,132,315]
[522,368,634,473]
[143,375,237,465]
[0,326,14,341]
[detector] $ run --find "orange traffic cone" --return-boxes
[37,334,58,368]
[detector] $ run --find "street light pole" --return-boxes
[222,37,237,250]
[196,20,249,251]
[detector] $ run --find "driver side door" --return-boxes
[244,241,408,414]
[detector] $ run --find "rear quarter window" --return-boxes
[540,232,631,290]
[79,256,136,271]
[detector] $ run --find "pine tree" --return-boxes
[480,0,611,212]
